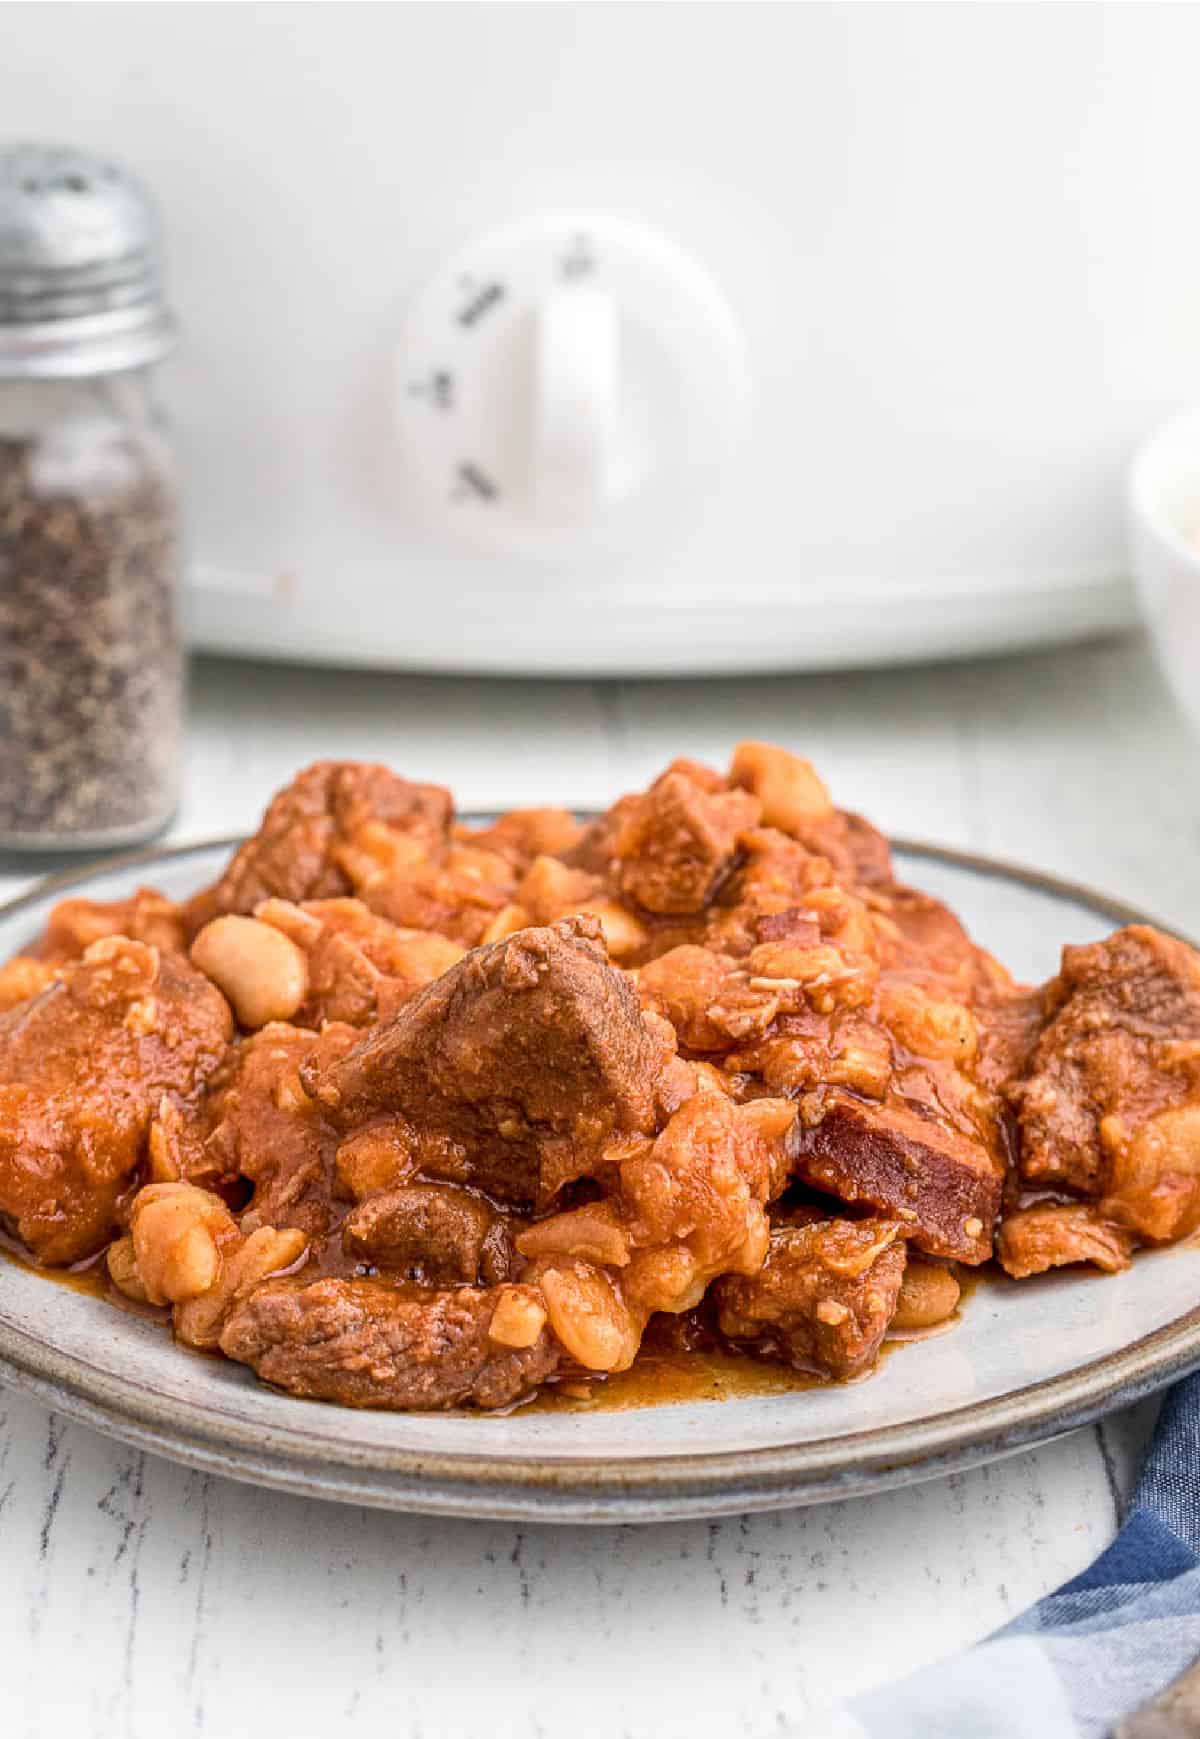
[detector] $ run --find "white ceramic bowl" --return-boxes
[1129,407,1200,730]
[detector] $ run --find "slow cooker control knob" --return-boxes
[395,213,751,561]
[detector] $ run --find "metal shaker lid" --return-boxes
[0,143,176,378]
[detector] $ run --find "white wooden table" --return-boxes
[1,633,1194,1739]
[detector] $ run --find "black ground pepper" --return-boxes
[0,435,183,845]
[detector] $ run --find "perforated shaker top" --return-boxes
[0,142,175,375]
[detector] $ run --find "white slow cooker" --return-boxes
[3,3,1197,674]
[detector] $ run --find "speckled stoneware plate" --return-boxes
[0,835,1198,1523]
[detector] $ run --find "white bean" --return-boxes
[190,914,308,1029]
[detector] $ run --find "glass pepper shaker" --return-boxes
[0,142,183,851]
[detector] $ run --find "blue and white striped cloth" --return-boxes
[803,1373,1200,1739]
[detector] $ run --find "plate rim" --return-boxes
[0,830,1196,1522]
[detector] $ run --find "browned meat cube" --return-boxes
[220,1277,558,1410]
[715,1217,906,1378]
[614,769,760,915]
[1012,925,1200,1240]
[793,1089,1003,1262]
[305,915,677,1206]
[341,1184,517,1285]
[0,939,232,1263]
[186,761,452,933]
[996,1202,1133,1279]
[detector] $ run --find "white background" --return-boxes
[4,4,1200,665]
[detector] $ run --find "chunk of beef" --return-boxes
[186,761,452,934]
[614,769,760,915]
[996,1202,1133,1279]
[1012,925,1200,1240]
[220,1277,558,1409]
[974,987,1046,1100]
[0,940,232,1263]
[305,916,677,1206]
[714,1217,906,1378]
[793,1090,1002,1262]
[342,1184,517,1285]
[713,900,1006,1265]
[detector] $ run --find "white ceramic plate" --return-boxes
[0,837,1197,1523]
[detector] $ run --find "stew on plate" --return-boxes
[0,744,1196,1411]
